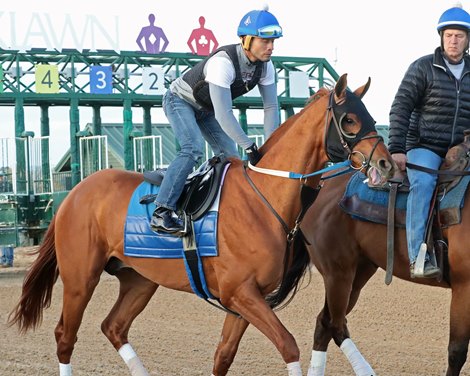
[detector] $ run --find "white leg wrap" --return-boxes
[340,339,376,376]
[118,344,149,376]
[307,350,327,376]
[287,361,303,376]
[59,363,72,376]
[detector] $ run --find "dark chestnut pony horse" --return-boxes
[298,168,470,376]
[8,74,395,376]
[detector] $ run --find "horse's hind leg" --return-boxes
[101,268,158,376]
[212,313,250,376]
[54,261,104,375]
[446,282,470,376]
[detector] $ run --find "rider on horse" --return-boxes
[389,4,470,278]
[150,6,283,236]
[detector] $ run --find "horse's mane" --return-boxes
[260,87,331,152]
[305,87,330,106]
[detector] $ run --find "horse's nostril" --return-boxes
[378,158,394,174]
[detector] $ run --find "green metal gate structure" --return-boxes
[0,47,341,245]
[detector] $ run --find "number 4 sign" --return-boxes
[90,66,113,94]
[142,67,165,95]
[36,64,59,93]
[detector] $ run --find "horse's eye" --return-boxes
[340,116,358,138]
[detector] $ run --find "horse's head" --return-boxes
[325,74,395,186]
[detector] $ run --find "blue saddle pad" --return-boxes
[124,182,218,258]
[342,171,470,225]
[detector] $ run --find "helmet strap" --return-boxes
[241,36,253,51]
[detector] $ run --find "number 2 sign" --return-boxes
[36,64,59,93]
[142,67,165,95]
[90,66,113,94]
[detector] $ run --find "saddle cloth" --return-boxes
[340,171,470,228]
[124,181,220,259]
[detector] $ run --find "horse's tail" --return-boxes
[265,231,311,310]
[8,217,59,333]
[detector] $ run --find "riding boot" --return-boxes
[150,207,185,236]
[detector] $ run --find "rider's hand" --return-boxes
[246,143,262,166]
[392,153,407,171]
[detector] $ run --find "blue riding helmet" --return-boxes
[237,7,283,38]
[437,4,470,32]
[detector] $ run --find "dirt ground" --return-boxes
[0,247,465,375]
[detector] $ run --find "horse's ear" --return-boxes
[334,74,348,103]
[354,77,371,99]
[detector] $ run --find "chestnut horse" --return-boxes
[8,74,395,376]
[299,170,470,376]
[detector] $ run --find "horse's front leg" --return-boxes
[221,283,302,376]
[447,281,470,376]
[322,266,376,376]
[212,313,250,376]
[308,302,333,376]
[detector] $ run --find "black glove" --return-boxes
[246,143,262,166]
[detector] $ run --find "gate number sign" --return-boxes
[142,67,165,95]
[36,64,59,93]
[90,66,113,94]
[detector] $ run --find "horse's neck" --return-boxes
[261,110,328,175]
[250,112,328,225]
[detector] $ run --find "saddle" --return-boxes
[141,155,231,221]
[140,155,231,304]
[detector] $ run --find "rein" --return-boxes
[406,162,470,176]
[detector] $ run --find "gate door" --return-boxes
[79,135,108,180]
[133,135,163,172]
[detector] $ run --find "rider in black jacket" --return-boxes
[389,4,470,278]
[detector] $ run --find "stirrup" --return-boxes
[413,243,428,277]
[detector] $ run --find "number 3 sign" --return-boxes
[90,66,113,94]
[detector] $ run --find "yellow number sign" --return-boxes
[36,64,59,93]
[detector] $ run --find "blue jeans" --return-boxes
[405,148,442,264]
[155,90,239,210]
[1,246,14,266]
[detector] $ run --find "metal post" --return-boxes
[40,104,51,192]
[143,106,152,136]
[284,107,295,119]
[14,97,27,193]
[92,106,102,136]
[69,98,80,186]
[123,99,133,170]
[92,106,102,172]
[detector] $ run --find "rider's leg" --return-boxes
[151,91,205,235]
[406,148,441,277]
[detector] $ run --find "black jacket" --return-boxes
[389,47,470,158]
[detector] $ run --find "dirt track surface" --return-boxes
[0,247,465,375]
